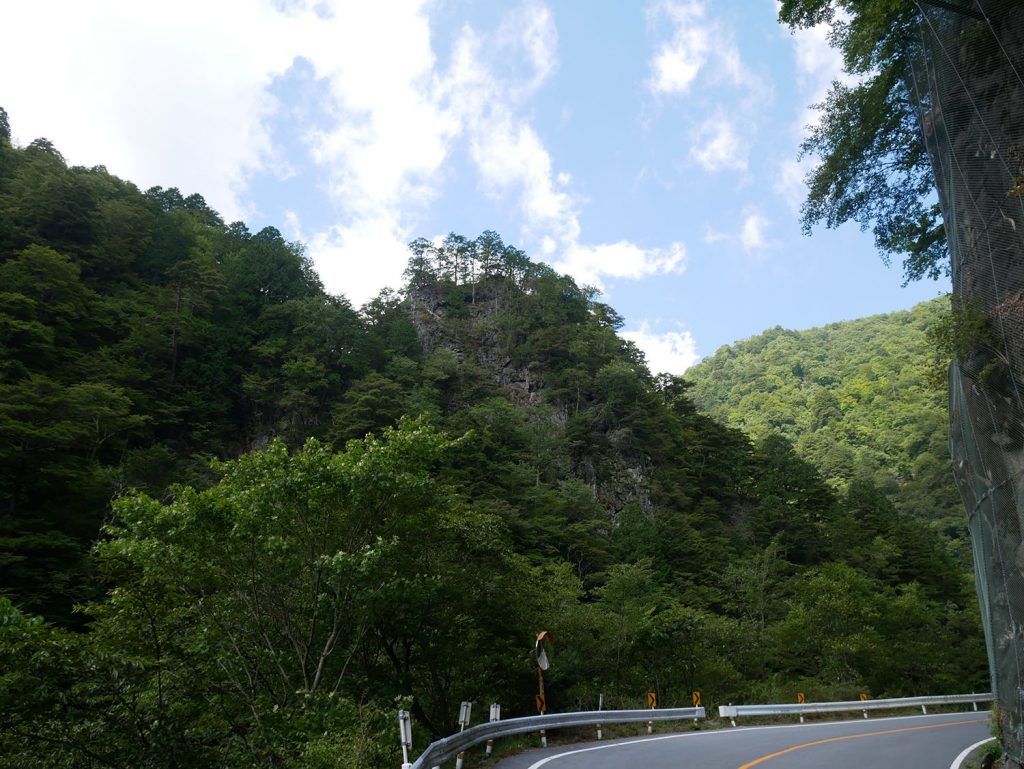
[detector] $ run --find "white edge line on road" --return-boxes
[949,736,996,769]
[522,712,992,769]
[524,733,691,769]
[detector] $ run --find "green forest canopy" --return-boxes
[685,298,965,550]
[0,111,986,768]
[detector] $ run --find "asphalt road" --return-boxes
[493,712,991,769]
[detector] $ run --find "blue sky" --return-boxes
[1,0,948,372]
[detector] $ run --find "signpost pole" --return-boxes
[537,666,547,747]
[535,630,554,748]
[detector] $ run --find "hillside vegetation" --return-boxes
[686,299,965,547]
[0,111,986,768]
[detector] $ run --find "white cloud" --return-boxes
[740,209,771,251]
[774,158,806,213]
[690,114,747,172]
[702,207,773,253]
[2,0,689,306]
[471,116,580,246]
[646,0,770,194]
[1,1,561,305]
[647,1,711,94]
[554,241,686,292]
[703,226,729,244]
[1,0,300,222]
[456,8,687,295]
[646,0,761,97]
[621,322,699,374]
[295,2,464,303]
[503,2,559,93]
[304,218,413,306]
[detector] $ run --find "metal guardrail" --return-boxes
[408,707,706,768]
[403,693,991,766]
[718,693,993,721]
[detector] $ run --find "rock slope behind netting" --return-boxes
[911,1,1024,760]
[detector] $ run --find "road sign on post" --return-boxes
[691,691,701,707]
[535,630,555,670]
[535,631,555,746]
[796,692,806,704]
[647,691,657,708]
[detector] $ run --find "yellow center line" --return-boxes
[736,718,983,769]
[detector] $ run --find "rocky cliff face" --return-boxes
[915,4,1024,760]
[405,281,655,521]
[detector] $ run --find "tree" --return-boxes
[778,0,946,282]
[0,419,548,767]
[779,6,1021,756]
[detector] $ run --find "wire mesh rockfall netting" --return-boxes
[908,0,1024,760]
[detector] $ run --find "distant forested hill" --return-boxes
[0,109,987,768]
[686,299,964,545]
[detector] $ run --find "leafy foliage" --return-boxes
[778,0,947,282]
[0,116,987,765]
[686,298,968,547]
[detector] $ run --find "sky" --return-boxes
[0,0,949,373]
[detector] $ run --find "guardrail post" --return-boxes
[921,704,928,714]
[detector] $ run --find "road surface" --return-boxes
[493,712,991,769]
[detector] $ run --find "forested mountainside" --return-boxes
[0,113,987,768]
[685,300,965,547]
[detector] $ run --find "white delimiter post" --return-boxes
[454,702,472,769]
[486,703,501,756]
[398,710,413,769]
[597,693,603,740]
